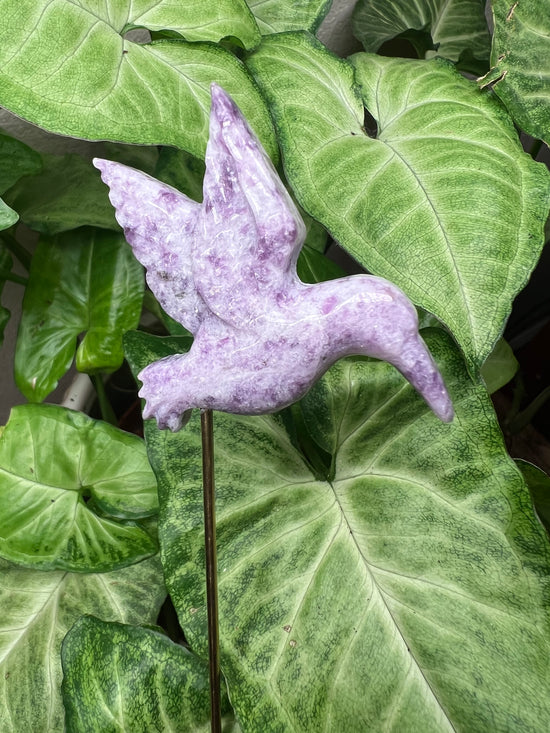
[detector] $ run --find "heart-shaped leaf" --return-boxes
[126,328,550,731]
[62,617,238,733]
[352,0,490,70]
[15,228,144,402]
[0,132,42,193]
[247,32,550,369]
[247,0,333,34]
[0,404,158,571]
[0,556,165,733]
[4,154,117,235]
[0,1,276,160]
[479,0,550,143]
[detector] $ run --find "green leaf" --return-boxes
[4,154,118,234]
[15,228,144,401]
[0,197,18,230]
[0,2,276,161]
[0,404,158,571]
[62,617,238,733]
[128,328,550,731]
[247,33,550,369]
[247,0,332,34]
[0,555,165,733]
[296,244,345,283]
[480,336,518,393]
[0,131,42,193]
[352,0,490,68]
[0,241,13,345]
[479,0,550,143]
[517,459,550,534]
[123,0,260,48]
[155,147,206,202]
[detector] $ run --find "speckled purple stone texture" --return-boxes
[94,85,453,431]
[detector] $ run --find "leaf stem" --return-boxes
[201,408,221,733]
[0,269,27,286]
[0,232,32,271]
[91,374,118,426]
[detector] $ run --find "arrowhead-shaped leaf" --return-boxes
[125,328,550,731]
[247,0,332,34]
[15,228,144,402]
[0,1,275,160]
[247,33,550,369]
[480,0,550,143]
[4,154,117,234]
[0,556,165,733]
[62,617,238,733]
[0,404,158,571]
[352,0,490,69]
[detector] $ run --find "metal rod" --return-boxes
[201,408,221,733]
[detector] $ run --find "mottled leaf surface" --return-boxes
[247,0,332,34]
[0,404,158,571]
[352,0,490,66]
[62,617,236,733]
[0,1,275,160]
[126,329,550,732]
[248,33,550,368]
[480,0,550,143]
[15,228,143,401]
[0,555,165,733]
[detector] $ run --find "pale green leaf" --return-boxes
[123,0,260,47]
[0,198,17,230]
[62,618,239,733]
[0,555,165,733]
[247,0,332,34]
[0,404,158,571]
[480,0,550,143]
[126,329,550,731]
[15,228,144,401]
[352,0,490,68]
[0,1,276,161]
[480,336,518,393]
[247,32,550,368]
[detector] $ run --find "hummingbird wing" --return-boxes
[93,159,206,335]
[191,84,306,327]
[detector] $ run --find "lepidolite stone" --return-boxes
[95,85,453,431]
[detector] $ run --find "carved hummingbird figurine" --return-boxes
[94,84,453,431]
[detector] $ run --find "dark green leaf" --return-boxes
[352,0,490,68]
[0,2,275,161]
[155,147,205,202]
[62,617,237,733]
[127,327,550,731]
[247,33,550,369]
[4,153,117,234]
[247,0,332,34]
[0,131,42,193]
[0,556,165,732]
[296,243,345,283]
[480,0,550,143]
[0,403,158,571]
[15,228,144,401]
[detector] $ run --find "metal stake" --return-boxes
[201,409,221,733]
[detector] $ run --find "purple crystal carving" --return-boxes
[94,84,453,431]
